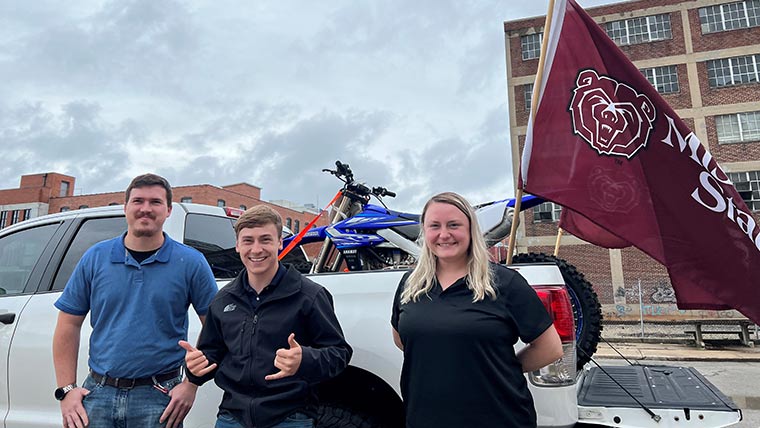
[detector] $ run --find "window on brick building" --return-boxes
[520,33,542,60]
[239,205,247,210]
[286,218,292,229]
[606,13,672,46]
[640,65,680,94]
[0,211,7,229]
[294,220,300,233]
[728,171,760,211]
[181,197,192,203]
[699,1,760,33]
[60,181,70,197]
[78,205,89,210]
[523,83,534,110]
[60,207,70,212]
[716,111,760,143]
[706,55,759,88]
[22,209,31,221]
[534,202,562,222]
[217,199,226,207]
[11,211,20,225]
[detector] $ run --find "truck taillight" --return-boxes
[530,286,576,386]
[534,286,575,343]
[225,207,243,218]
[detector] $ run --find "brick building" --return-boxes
[0,173,326,244]
[505,0,760,319]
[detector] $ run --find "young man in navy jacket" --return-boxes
[181,205,351,428]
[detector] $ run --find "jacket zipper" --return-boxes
[250,313,259,427]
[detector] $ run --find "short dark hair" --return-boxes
[234,205,283,238]
[125,173,173,207]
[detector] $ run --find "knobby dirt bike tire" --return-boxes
[512,252,603,370]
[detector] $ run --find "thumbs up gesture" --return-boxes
[265,333,302,381]
[179,340,217,377]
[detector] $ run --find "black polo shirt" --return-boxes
[391,263,554,428]
[242,263,286,311]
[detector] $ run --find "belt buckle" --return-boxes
[114,377,137,389]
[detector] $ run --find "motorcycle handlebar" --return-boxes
[372,186,396,198]
[335,161,354,182]
[347,182,372,196]
[323,160,355,183]
[327,160,396,199]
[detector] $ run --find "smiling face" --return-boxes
[124,185,172,238]
[235,222,282,281]
[423,201,471,267]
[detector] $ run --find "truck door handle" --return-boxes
[0,313,16,324]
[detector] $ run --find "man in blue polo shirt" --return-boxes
[52,173,218,428]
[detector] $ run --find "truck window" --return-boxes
[184,214,242,279]
[51,217,127,291]
[0,223,59,296]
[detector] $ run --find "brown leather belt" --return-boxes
[90,368,182,389]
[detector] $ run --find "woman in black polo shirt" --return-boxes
[391,192,563,428]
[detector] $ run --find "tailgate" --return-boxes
[577,365,742,427]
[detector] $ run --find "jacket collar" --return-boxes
[228,264,302,301]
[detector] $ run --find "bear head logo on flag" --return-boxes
[569,69,656,159]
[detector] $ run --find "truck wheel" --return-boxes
[316,404,382,428]
[512,253,603,370]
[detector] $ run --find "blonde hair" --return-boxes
[401,192,495,303]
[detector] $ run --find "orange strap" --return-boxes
[279,190,343,260]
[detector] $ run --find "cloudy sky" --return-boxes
[0,0,618,211]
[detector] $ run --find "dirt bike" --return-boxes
[281,161,543,273]
[283,161,601,369]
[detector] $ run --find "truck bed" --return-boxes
[577,365,741,427]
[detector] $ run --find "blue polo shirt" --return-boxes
[55,233,218,378]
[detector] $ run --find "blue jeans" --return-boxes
[82,373,183,428]
[215,411,314,428]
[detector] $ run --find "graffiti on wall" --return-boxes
[607,303,746,319]
[619,281,677,304]
[650,285,676,303]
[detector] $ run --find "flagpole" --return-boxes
[506,189,522,264]
[507,0,556,265]
[553,228,564,256]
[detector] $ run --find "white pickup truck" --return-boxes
[0,203,743,427]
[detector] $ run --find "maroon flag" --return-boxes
[559,209,630,249]
[520,0,760,324]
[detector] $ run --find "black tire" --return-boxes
[512,252,603,370]
[292,261,314,274]
[280,250,313,274]
[316,404,384,428]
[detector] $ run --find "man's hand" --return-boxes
[179,340,217,377]
[265,333,302,381]
[60,387,89,428]
[159,380,198,428]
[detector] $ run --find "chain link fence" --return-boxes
[600,279,760,344]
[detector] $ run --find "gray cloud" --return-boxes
[1,0,198,104]
[0,0,623,214]
[0,100,132,192]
